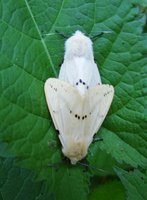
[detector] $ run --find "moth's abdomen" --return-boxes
[62,140,88,164]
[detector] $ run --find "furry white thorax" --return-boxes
[64,31,94,60]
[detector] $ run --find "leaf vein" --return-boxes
[49,0,65,32]
[1,95,49,121]
[24,0,57,77]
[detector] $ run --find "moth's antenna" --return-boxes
[91,30,112,41]
[78,161,108,173]
[44,32,58,36]
[55,30,68,39]
[43,30,68,39]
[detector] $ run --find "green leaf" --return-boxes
[48,165,89,200]
[0,0,147,199]
[0,158,52,200]
[97,130,147,168]
[89,180,125,200]
[115,168,147,200]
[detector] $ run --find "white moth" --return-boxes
[44,31,114,164]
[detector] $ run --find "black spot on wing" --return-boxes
[49,83,58,92]
[67,82,107,120]
[75,79,89,90]
[104,89,113,97]
[69,109,90,121]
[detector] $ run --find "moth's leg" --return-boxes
[92,133,103,143]
[78,161,107,173]
[93,137,103,143]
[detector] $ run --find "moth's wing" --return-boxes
[57,84,114,151]
[45,79,114,163]
[90,62,101,85]
[59,58,101,95]
[59,59,79,84]
[58,62,67,81]
[44,78,82,131]
[84,84,114,138]
[73,58,101,86]
[52,82,84,145]
[44,78,59,130]
[45,78,114,144]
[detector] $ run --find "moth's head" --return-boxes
[62,140,88,165]
[65,30,93,59]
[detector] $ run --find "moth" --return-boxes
[44,31,114,164]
